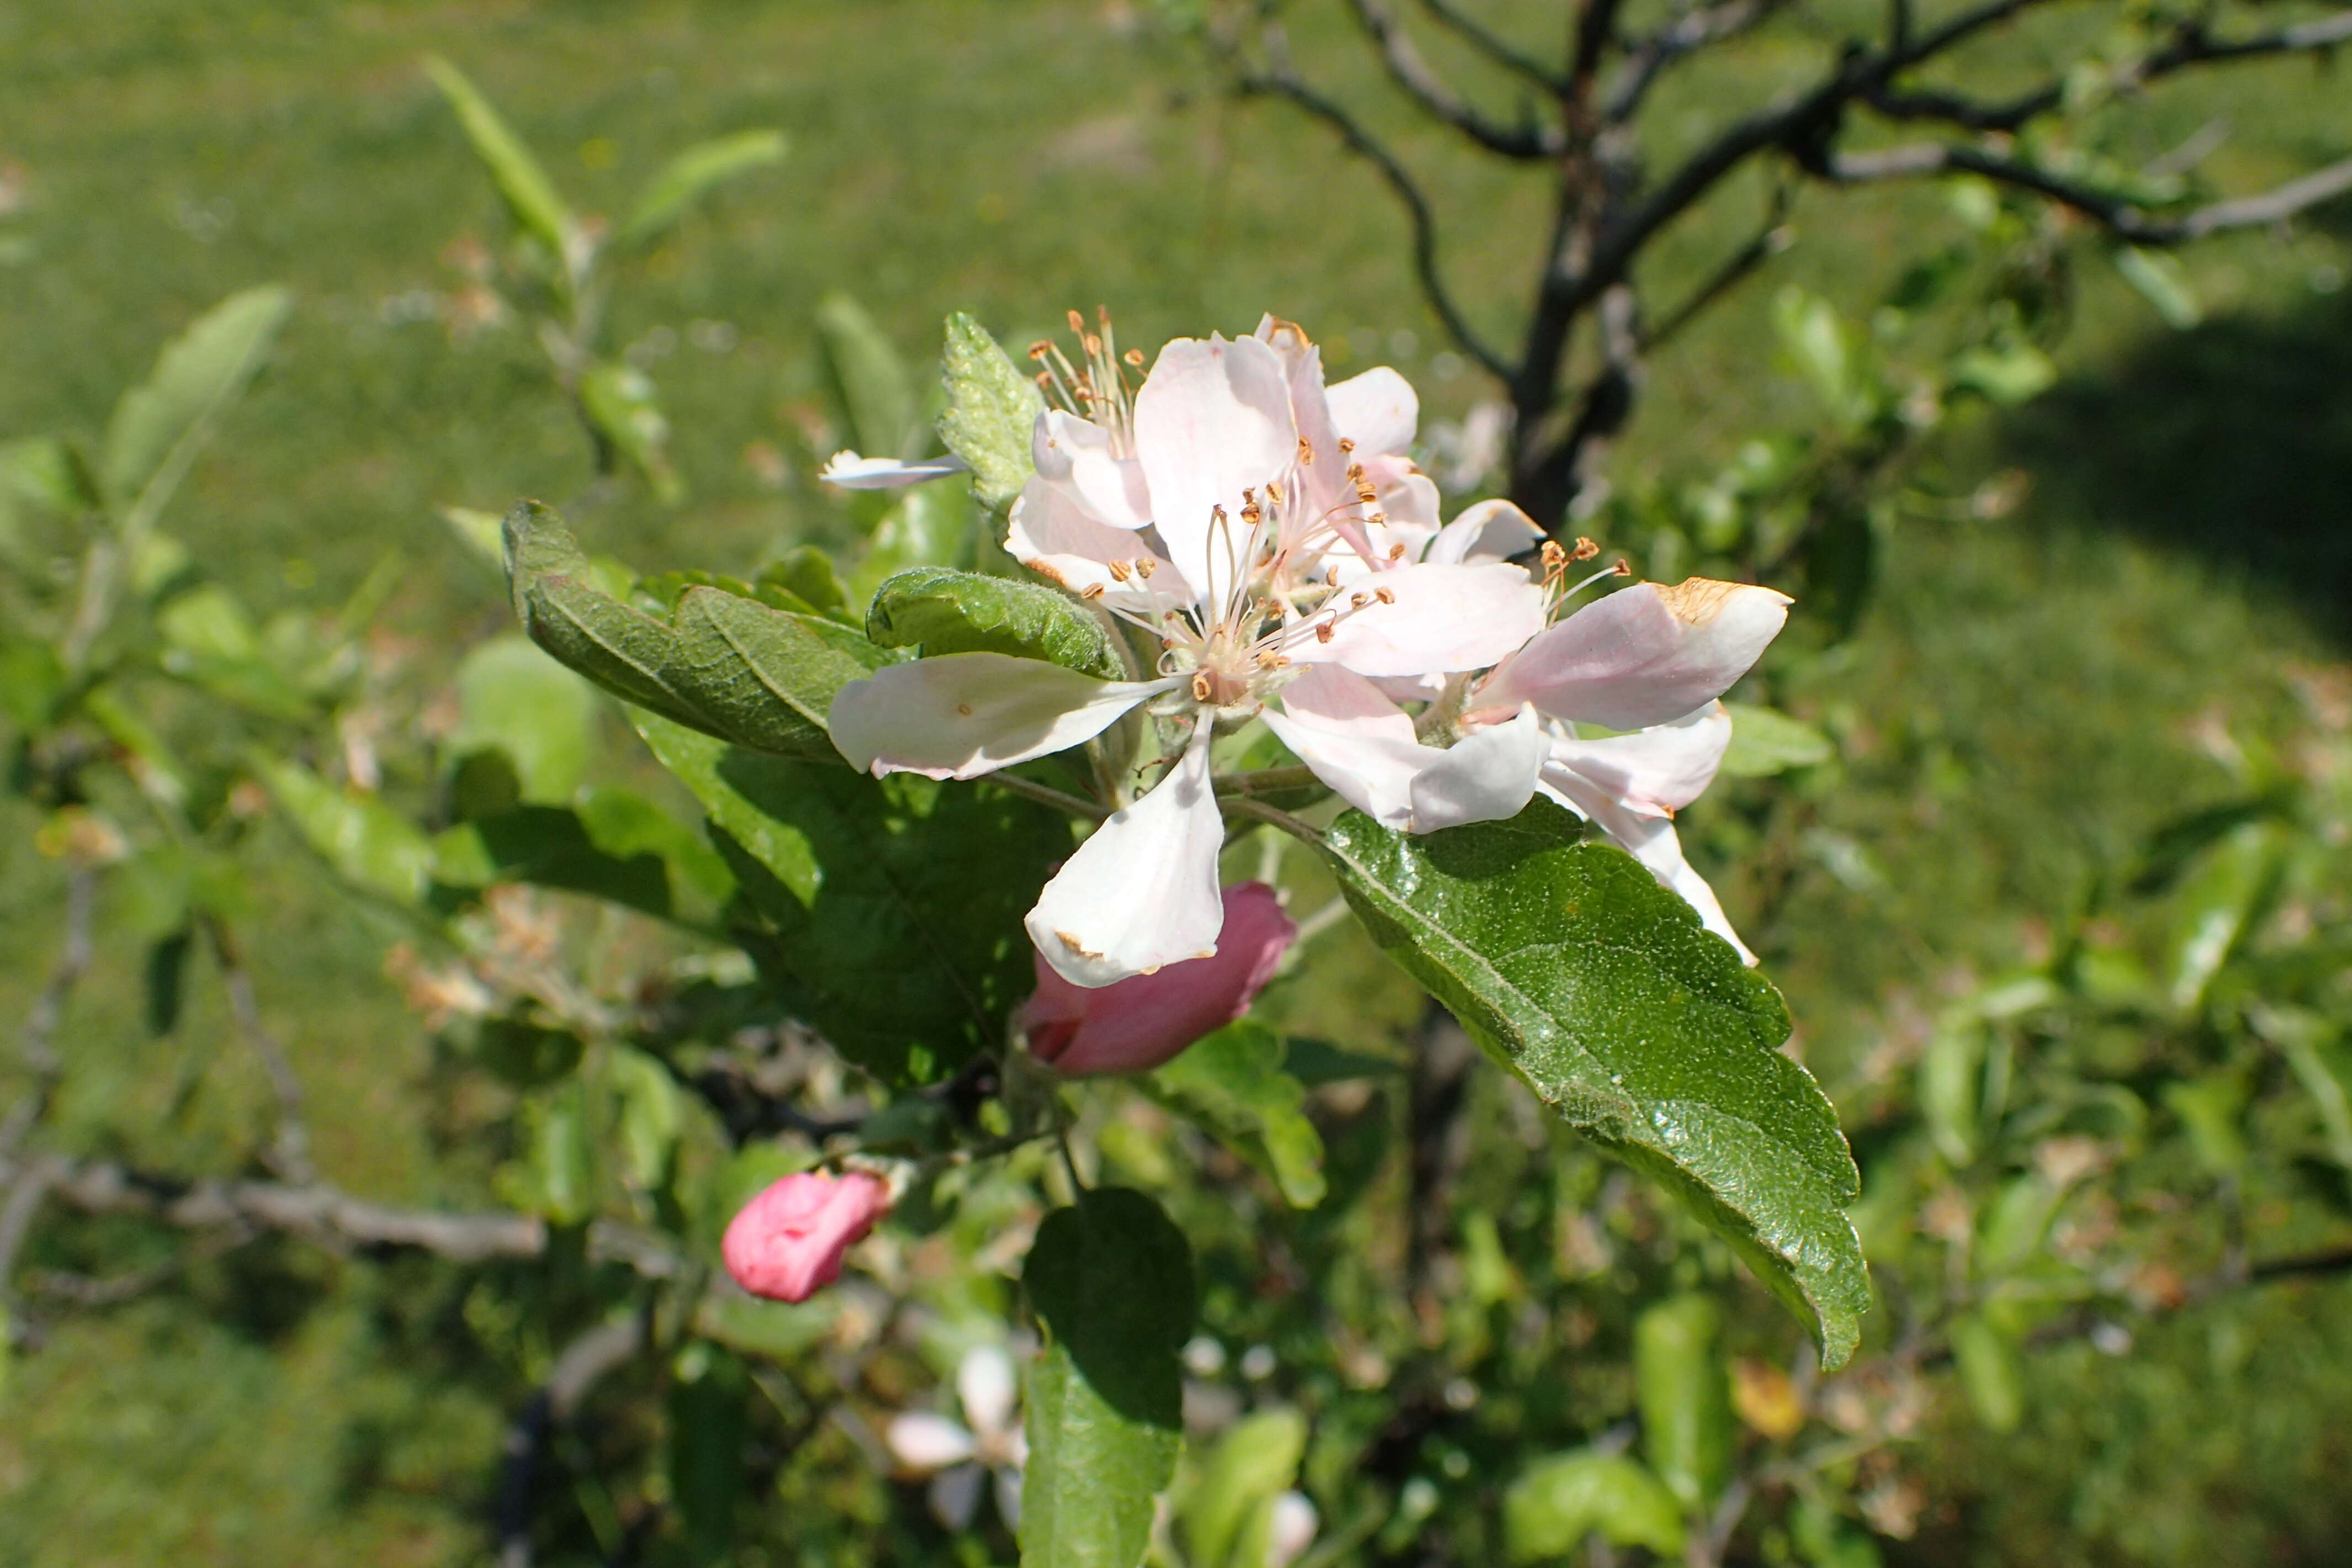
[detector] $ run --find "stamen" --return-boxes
[1123,349,1144,367]
[1067,309,1085,333]
[1314,618,1336,643]
[1135,558,1157,579]
[1387,543,1407,561]
[1572,536,1601,562]
[1107,559,1132,582]
[1337,437,1356,454]
[1297,437,1315,465]
[1080,584,1105,600]
[1191,672,1213,702]
[1350,592,1370,609]
[1374,586,1395,605]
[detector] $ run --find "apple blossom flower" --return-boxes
[1459,569,1794,961]
[885,1344,1027,1530]
[817,450,969,488]
[1016,882,1296,1074]
[829,319,1549,988]
[720,1169,889,1303]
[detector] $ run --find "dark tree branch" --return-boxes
[1639,184,1794,351]
[1826,142,2352,242]
[1417,0,1569,91]
[1605,0,1786,123]
[1349,0,1569,157]
[205,918,316,1185]
[497,1314,649,1568]
[1240,41,1514,378]
[1,867,96,1161]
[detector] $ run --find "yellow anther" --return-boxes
[1135,558,1157,579]
[1350,592,1370,609]
[1374,586,1395,605]
[1297,437,1315,465]
[1190,672,1213,702]
[1080,583,1105,600]
[1338,437,1357,454]
[1387,543,1407,561]
[1067,309,1086,332]
[1315,618,1337,644]
[1107,559,1132,582]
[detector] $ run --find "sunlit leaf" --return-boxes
[939,311,1045,511]
[451,634,600,803]
[580,361,683,504]
[1636,1294,1733,1509]
[619,129,787,248]
[423,56,580,270]
[1178,1408,1307,1568]
[1719,703,1834,777]
[817,291,919,460]
[1146,1021,1326,1208]
[866,565,1119,677]
[1504,1450,1687,1561]
[101,286,293,523]
[254,755,435,905]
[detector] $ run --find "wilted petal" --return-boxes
[926,1464,986,1531]
[829,654,1177,781]
[1265,668,1541,833]
[1025,724,1227,987]
[1290,560,1547,679]
[1471,579,1791,731]
[957,1345,1019,1443]
[819,450,970,489]
[1007,479,1189,608]
[1032,409,1152,530]
[1541,768,1757,963]
[1424,498,1545,565]
[888,1413,978,1471]
[1134,335,1297,607]
[1543,702,1733,816]
[1327,366,1417,457]
[1018,882,1296,1074]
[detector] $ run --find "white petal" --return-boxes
[1424,499,1545,565]
[1025,724,1227,987]
[1265,670,1541,833]
[1289,561,1548,679]
[1540,767,1757,963]
[1134,335,1297,609]
[926,1463,986,1530]
[992,1465,1024,1530]
[888,1413,977,1470]
[1007,479,1189,609]
[957,1345,1019,1442]
[1472,579,1791,732]
[819,450,969,489]
[1257,317,1348,515]
[1327,366,1418,456]
[829,654,1175,780]
[1407,706,1547,831]
[1032,410,1152,530]
[1543,702,1733,815]
[1267,1492,1321,1567]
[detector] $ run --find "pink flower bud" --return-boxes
[721,1170,889,1302]
[1015,882,1297,1076]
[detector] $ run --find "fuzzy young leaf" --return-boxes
[1023,1188,1194,1568]
[101,286,293,521]
[866,565,1120,677]
[423,56,579,268]
[1147,1022,1326,1208]
[939,312,1045,511]
[635,716,1067,1084]
[619,129,787,248]
[1313,801,1869,1366]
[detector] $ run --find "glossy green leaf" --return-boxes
[618,129,787,248]
[637,715,1067,1084]
[1146,1021,1326,1208]
[1719,704,1834,777]
[255,756,434,905]
[939,311,1044,511]
[580,361,683,504]
[101,286,292,523]
[1312,800,1869,1366]
[505,501,898,762]
[1022,1188,1193,1568]
[1179,1408,1307,1568]
[451,634,600,803]
[817,291,919,460]
[1504,1450,1687,1561]
[1635,1294,1733,1509]
[423,56,579,268]
[866,565,1119,677]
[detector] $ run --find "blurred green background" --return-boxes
[3,0,2350,1563]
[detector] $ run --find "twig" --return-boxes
[1349,0,1566,157]
[1292,896,1355,946]
[993,771,1110,821]
[204,918,317,1184]
[1,867,97,1160]
[497,1313,649,1568]
[1639,189,1794,352]
[1416,0,1567,91]
[1218,794,1327,846]
[0,1154,65,1297]
[1604,0,1784,123]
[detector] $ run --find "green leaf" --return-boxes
[156,585,311,719]
[610,1045,684,1190]
[101,286,293,522]
[431,806,680,923]
[580,361,683,504]
[1504,1450,1687,1561]
[143,929,193,1037]
[635,715,1067,1084]
[939,312,1045,511]
[1948,1312,2024,1432]
[442,505,506,571]
[618,129,787,248]
[451,634,600,803]
[1179,1409,1307,1568]
[423,56,580,268]
[1948,341,2057,406]
[504,501,898,762]
[846,483,970,607]
[1146,1021,1326,1208]
[1312,800,1869,1366]
[866,565,1119,677]
[1719,703,1834,777]
[0,437,102,521]
[254,755,435,905]
[1022,1188,1193,1568]
[760,545,851,621]
[817,292,920,460]
[2166,821,2286,1011]
[2113,245,2201,330]
[1635,1294,1733,1510]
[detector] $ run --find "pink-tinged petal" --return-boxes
[1265,669,1542,832]
[1424,498,1545,565]
[721,1170,890,1302]
[1133,335,1297,607]
[819,451,970,489]
[1006,479,1190,608]
[1031,410,1152,530]
[1272,663,1418,742]
[957,1345,1019,1441]
[1471,579,1792,731]
[1540,769,1757,963]
[1018,881,1296,1073]
[1326,367,1418,456]
[887,1413,978,1471]
[1024,725,1227,987]
[1290,560,1548,679]
[1405,705,1548,831]
[1542,702,1733,816]
[829,654,1176,780]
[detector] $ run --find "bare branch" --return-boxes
[1416,0,1568,92]
[1640,186,1794,351]
[1826,142,2352,242]
[1239,44,1514,378]
[204,918,316,1185]
[1606,0,1789,123]
[1349,0,1567,158]
[0,867,96,1161]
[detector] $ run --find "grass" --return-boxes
[3,0,2351,1562]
